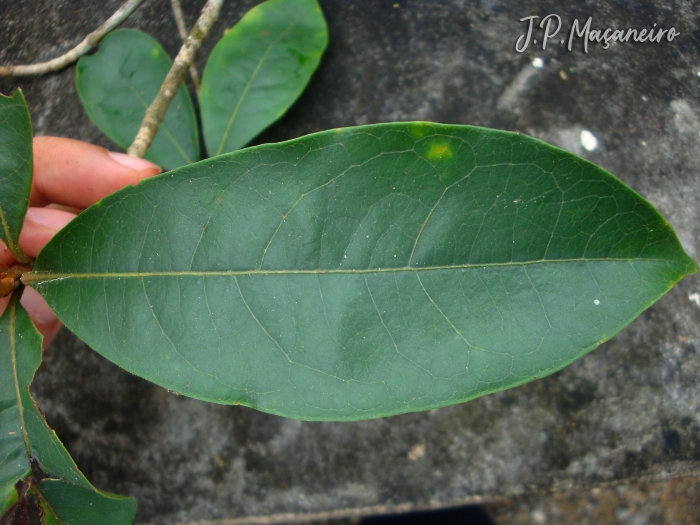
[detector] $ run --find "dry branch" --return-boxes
[128,0,224,159]
[171,0,202,93]
[0,0,146,76]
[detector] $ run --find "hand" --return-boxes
[0,137,161,347]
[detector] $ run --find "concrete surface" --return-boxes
[1,1,699,523]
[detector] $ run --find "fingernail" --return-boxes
[25,208,76,232]
[108,151,162,173]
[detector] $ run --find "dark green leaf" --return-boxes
[200,0,327,156]
[76,29,199,170]
[28,123,697,421]
[0,89,32,263]
[0,297,136,523]
[37,480,136,525]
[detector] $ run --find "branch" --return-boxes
[171,0,202,94]
[128,0,224,159]
[0,0,146,76]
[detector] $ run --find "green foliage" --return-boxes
[76,29,199,169]
[77,0,328,166]
[0,94,136,524]
[0,297,136,524]
[28,123,697,420]
[0,89,32,262]
[1,0,697,521]
[200,0,328,155]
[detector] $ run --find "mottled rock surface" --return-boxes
[1,1,699,524]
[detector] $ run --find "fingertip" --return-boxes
[19,208,78,258]
[20,286,63,348]
[107,151,162,176]
[41,319,63,350]
[0,294,9,318]
[25,207,77,231]
[20,286,58,327]
[32,137,162,209]
[0,240,15,268]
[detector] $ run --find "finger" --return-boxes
[20,286,62,348]
[0,294,9,318]
[19,208,78,259]
[0,239,15,268]
[31,136,162,209]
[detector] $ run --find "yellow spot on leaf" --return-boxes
[426,142,453,160]
[409,123,430,139]
[151,48,160,58]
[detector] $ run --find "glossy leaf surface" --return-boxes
[0,298,136,523]
[29,123,697,421]
[76,29,199,170]
[0,89,32,262]
[200,0,327,156]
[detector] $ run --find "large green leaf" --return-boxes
[0,89,32,263]
[0,296,136,524]
[200,0,327,156]
[76,29,199,170]
[27,123,697,421]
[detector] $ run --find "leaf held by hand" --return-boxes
[30,123,697,421]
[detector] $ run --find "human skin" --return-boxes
[0,137,161,347]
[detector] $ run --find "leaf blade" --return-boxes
[76,28,199,169]
[38,480,136,525]
[0,89,32,263]
[200,0,328,155]
[0,298,136,523]
[30,123,697,421]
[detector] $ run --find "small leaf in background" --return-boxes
[0,297,136,524]
[76,29,199,170]
[29,123,697,421]
[0,89,32,263]
[200,0,328,156]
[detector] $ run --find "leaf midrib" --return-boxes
[8,300,31,458]
[24,257,676,285]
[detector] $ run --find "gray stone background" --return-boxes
[1,1,699,523]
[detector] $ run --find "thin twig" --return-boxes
[128,0,224,159]
[0,0,146,76]
[171,0,202,94]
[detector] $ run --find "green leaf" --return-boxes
[0,89,32,263]
[0,296,136,524]
[200,0,328,156]
[28,123,697,421]
[76,28,199,170]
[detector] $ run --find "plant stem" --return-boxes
[0,0,146,76]
[127,0,224,160]
[171,0,202,95]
